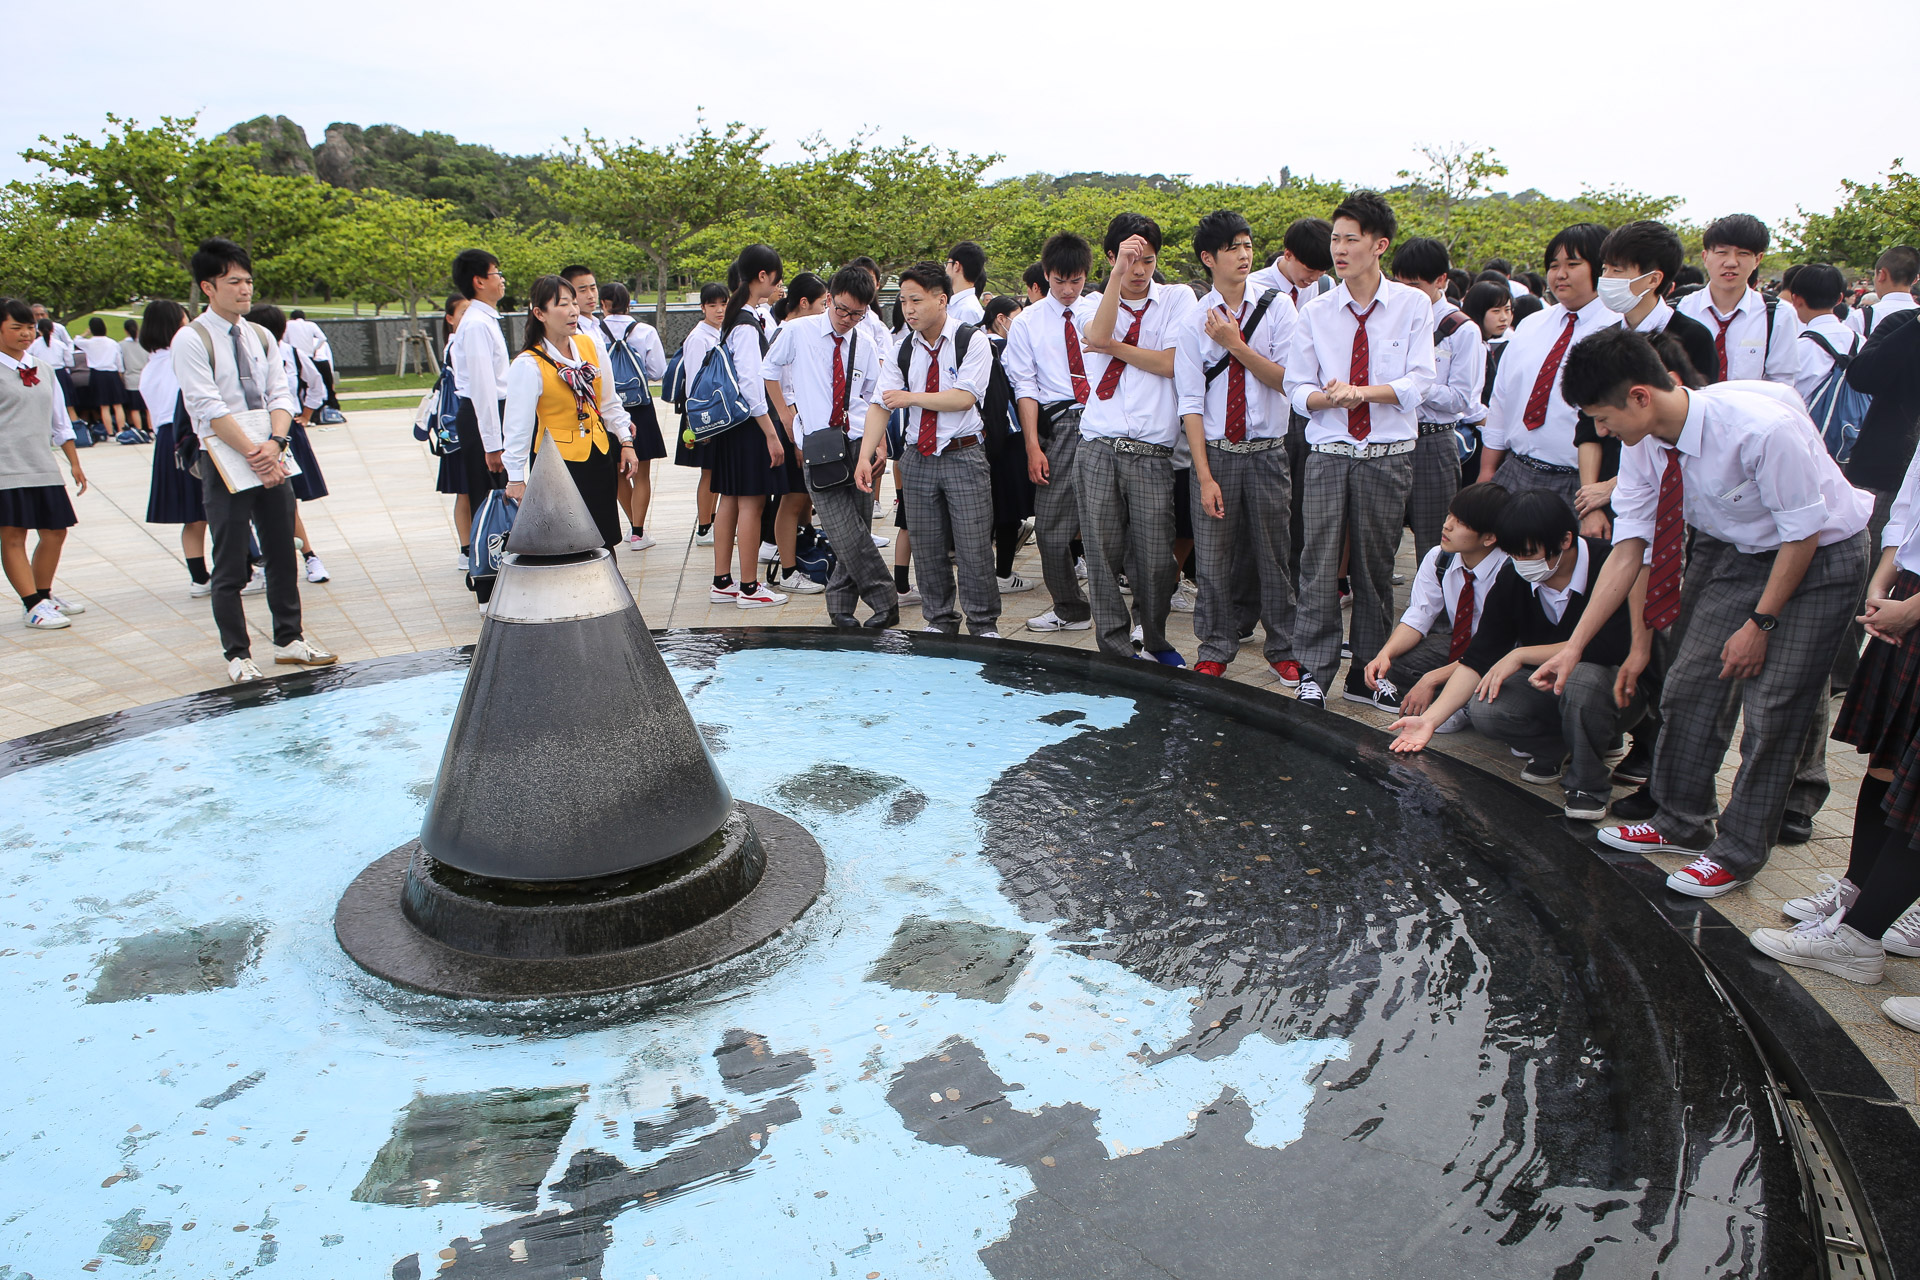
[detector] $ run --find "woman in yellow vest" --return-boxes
[502,275,638,547]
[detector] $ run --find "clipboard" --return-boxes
[204,409,303,492]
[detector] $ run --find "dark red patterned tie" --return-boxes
[1094,301,1148,400]
[916,337,944,456]
[1645,447,1685,630]
[1447,568,1476,662]
[1521,313,1577,431]
[1348,302,1377,441]
[1710,311,1735,381]
[1223,303,1249,443]
[829,334,847,429]
[1063,312,1090,405]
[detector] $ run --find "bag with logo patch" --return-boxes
[467,488,519,589]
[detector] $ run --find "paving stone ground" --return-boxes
[4,406,1913,1121]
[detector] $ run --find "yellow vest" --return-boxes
[532,334,610,462]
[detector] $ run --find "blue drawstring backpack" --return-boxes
[467,489,519,590]
[679,344,753,445]
[1800,331,1872,465]
[598,320,653,412]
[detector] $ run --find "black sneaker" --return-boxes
[1564,790,1610,822]
[1519,755,1566,785]
[1611,786,1658,822]
[1779,810,1814,845]
[1341,676,1375,706]
[1296,671,1327,709]
[1370,678,1402,712]
[1612,739,1653,787]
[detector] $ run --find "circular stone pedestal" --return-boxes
[335,802,824,1000]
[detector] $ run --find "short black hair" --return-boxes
[1449,481,1510,535]
[191,237,252,287]
[898,260,952,298]
[1702,213,1769,255]
[1281,217,1334,271]
[1192,210,1251,278]
[1495,490,1580,559]
[1022,262,1047,292]
[137,299,186,353]
[1791,263,1845,311]
[1483,258,1514,276]
[452,248,499,300]
[1446,267,1472,300]
[1104,212,1163,257]
[1780,263,1804,293]
[1875,244,1920,287]
[0,297,31,327]
[600,280,632,313]
[947,241,987,288]
[828,264,876,306]
[558,264,594,283]
[1599,220,1683,296]
[1673,264,1705,289]
[1330,190,1396,242]
[982,294,1021,330]
[289,309,305,320]
[1462,280,1513,326]
[850,255,882,287]
[698,282,729,306]
[1041,233,1092,280]
[1520,271,1548,295]
[1511,294,1545,326]
[88,316,107,336]
[1543,222,1609,284]
[1650,331,1707,389]
[246,303,287,341]
[1391,236,1450,283]
[1560,327,1675,409]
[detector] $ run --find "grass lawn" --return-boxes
[338,372,440,393]
[341,396,428,412]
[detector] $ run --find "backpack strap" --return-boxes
[1763,297,1777,354]
[1799,329,1860,370]
[1434,310,1472,342]
[1434,550,1455,584]
[1861,304,1875,332]
[1204,289,1277,387]
[840,331,858,424]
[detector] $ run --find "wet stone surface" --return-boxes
[774,762,909,814]
[352,1086,586,1213]
[86,920,264,1003]
[97,1206,171,1265]
[867,916,1033,1003]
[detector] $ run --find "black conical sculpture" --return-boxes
[335,432,824,999]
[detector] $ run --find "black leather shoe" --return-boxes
[1779,810,1814,845]
[829,613,860,628]
[862,608,900,629]
[1611,787,1657,822]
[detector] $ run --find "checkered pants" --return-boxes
[1296,450,1414,682]
[1192,443,1296,666]
[1651,531,1870,877]
[808,474,897,622]
[1408,428,1461,565]
[1491,454,1580,510]
[1032,416,1091,622]
[1470,664,1646,796]
[1076,437,1175,658]
[1387,626,1455,692]
[905,444,1000,635]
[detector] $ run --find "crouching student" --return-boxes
[1388,489,1647,823]
[1362,481,1511,720]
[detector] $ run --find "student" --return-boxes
[1387,490,1645,822]
[592,281,668,550]
[1393,237,1487,564]
[1363,482,1510,718]
[1675,214,1803,385]
[1284,191,1437,708]
[558,264,599,324]
[978,294,1035,595]
[436,293,473,568]
[674,283,730,547]
[1462,280,1515,392]
[765,264,897,628]
[705,244,791,610]
[1477,223,1620,509]
[1846,244,1917,337]
[28,304,78,431]
[1536,328,1871,897]
[501,275,638,549]
[765,273,828,594]
[448,248,510,595]
[1785,264,1859,406]
[133,300,209,598]
[118,318,149,438]
[1022,263,1047,306]
[1596,221,1718,380]
[0,296,88,630]
[847,257,910,602]
[1079,212,1198,664]
[285,309,339,410]
[171,238,334,683]
[1005,233,1100,633]
[855,260,999,637]
[1249,217,1333,311]
[246,305,333,585]
[947,242,989,328]
[72,317,128,439]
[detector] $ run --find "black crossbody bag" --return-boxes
[801,331,859,489]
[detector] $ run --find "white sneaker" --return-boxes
[780,569,826,595]
[898,586,922,606]
[1170,580,1198,613]
[23,600,70,629]
[977,630,1001,639]
[1074,556,1088,581]
[47,592,85,615]
[758,541,781,563]
[227,656,265,683]
[627,532,657,551]
[272,637,338,666]
[1883,904,1920,957]
[1749,915,1885,984]
[919,625,944,634]
[1435,704,1472,734]
[456,551,470,573]
[303,554,330,583]
[1885,996,1920,1033]
[242,567,266,596]
[1130,623,1144,649]
[1016,517,1035,549]
[1026,609,1091,633]
[736,583,788,609]
[709,583,739,603]
[188,579,213,598]
[694,525,715,546]
[871,533,890,548]
[1782,874,1858,924]
[997,573,1034,594]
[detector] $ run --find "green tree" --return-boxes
[289,191,469,319]
[0,184,174,321]
[1786,159,1920,269]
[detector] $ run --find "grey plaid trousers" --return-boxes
[905,443,1001,635]
[1408,428,1462,565]
[1296,449,1414,682]
[1075,436,1176,658]
[1491,453,1580,510]
[808,471,897,622]
[1192,442,1297,666]
[1031,414,1091,622]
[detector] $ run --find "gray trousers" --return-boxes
[1408,428,1461,565]
[905,444,1000,635]
[1470,664,1645,796]
[1031,416,1091,621]
[1651,531,1869,877]
[808,474,896,623]
[1076,437,1175,658]
[1192,444,1296,666]
[202,470,301,661]
[1388,627,1456,691]
[1491,454,1581,510]
[1297,450,1414,681]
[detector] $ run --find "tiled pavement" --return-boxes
[4,407,1914,1123]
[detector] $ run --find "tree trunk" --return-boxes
[653,256,670,330]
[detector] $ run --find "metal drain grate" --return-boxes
[1783,1098,1871,1276]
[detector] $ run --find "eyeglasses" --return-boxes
[831,301,869,323]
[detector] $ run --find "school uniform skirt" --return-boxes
[287,420,329,502]
[709,421,792,499]
[88,370,126,410]
[673,413,711,469]
[146,419,206,524]
[435,451,468,495]
[550,440,622,549]
[990,434,1036,524]
[1834,569,1920,772]
[629,402,667,461]
[0,483,77,530]
[771,411,805,493]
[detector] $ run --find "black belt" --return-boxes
[1511,452,1578,475]
[938,434,980,455]
[1417,421,1461,437]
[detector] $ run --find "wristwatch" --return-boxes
[1749,611,1778,632]
[270,435,292,453]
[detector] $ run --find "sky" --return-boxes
[7,0,1914,231]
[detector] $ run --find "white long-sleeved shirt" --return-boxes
[1424,298,1487,426]
[1078,281,1199,446]
[725,318,770,419]
[1174,284,1296,441]
[0,350,75,445]
[1248,260,1326,313]
[1285,276,1436,446]
[876,315,992,451]
[450,300,511,451]
[502,334,635,482]
[284,316,328,360]
[949,290,986,329]
[1399,544,1510,636]
[1004,292,1104,405]
[74,334,123,373]
[1676,287,1803,387]
[280,340,328,412]
[1848,290,1915,337]
[39,323,74,368]
[170,311,298,441]
[1611,381,1872,555]
[764,313,880,434]
[139,348,179,428]
[678,321,724,392]
[1880,447,1920,575]
[1792,313,1860,404]
[1483,296,1620,467]
[591,315,668,380]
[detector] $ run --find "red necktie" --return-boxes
[1520,312,1578,431]
[1645,446,1685,630]
[1710,311,1735,381]
[915,337,944,456]
[829,333,847,429]
[1447,568,1476,662]
[1288,286,1300,310]
[1348,302,1377,441]
[1223,303,1249,443]
[18,364,39,388]
[1063,312,1090,404]
[1094,301,1148,400]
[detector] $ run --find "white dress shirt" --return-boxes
[284,316,327,359]
[764,313,880,434]
[119,337,148,390]
[1611,381,1872,555]
[280,341,328,413]
[1175,284,1297,441]
[1484,297,1620,467]
[857,310,892,363]
[1676,287,1803,386]
[1793,313,1860,403]
[1399,544,1509,636]
[450,300,511,451]
[1078,282,1199,446]
[1849,290,1915,337]
[1248,263,1327,314]
[171,311,298,441]
[725,318,770,419]
[1424,298,1488,426]
[139,348,179,429]
[1507,278,1530,300]
[949,290,986,328]
[502,333,635,483]
[875,315,992,451]
[1880,448,1920,575]
[1535,536,1592,625]
[42,323,74,368]
[1004,293,1105,405]
[0,350,74,444]
[74,334,123,373]
[1284,277,1436,445]
[592,314,669,380]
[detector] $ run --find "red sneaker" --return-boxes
[1596,821,1702,855]
[1664,855,1743,898]
[1193,660,1227,677]
[1270,660,1302,688]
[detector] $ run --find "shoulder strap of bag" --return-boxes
[1434,310,1471,342]
[1763,297,1777,351]
[1799,329,1856,371]
[1204,289,1276,386]
[841,330,858,422]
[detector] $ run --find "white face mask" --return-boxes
[1598,271,1655,314]
[1512,550,1560,584]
